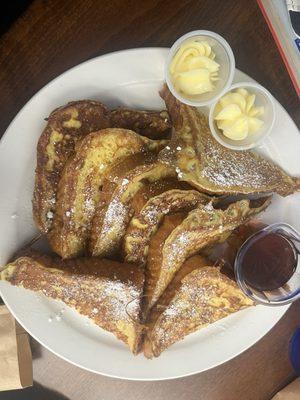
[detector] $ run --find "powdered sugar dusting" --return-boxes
[9,258,142,335]
[84,198,95,212]
[125,189,208,264]
[46,211,54,219]
[122,178,129,186]
[151,267,251,350]
[102,198,128,234]
[201,138,277,188]
[203,201,214,211]
[165,91,293,194]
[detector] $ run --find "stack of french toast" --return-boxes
[1,85,299,358]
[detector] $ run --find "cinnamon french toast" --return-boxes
[143,255,253,358]
[160,85,300,196]
[144,197,270,311]
[33,100,110,233]
[124,189,213,265]
[110,108,171,139]
[89,157,176,258]
[47,128,167,259]
[0,251,144,354]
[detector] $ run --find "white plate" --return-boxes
[0,48,299,381]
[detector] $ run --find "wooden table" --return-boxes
[0,1,299,399]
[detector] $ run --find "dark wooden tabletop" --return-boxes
[0,0,299,139]
[0,1,299,399]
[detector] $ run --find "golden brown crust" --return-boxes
[144,212,187,316]
[1,251,144,354]
[110,108,171,139]
[130,177,186,216]
[124,189,212,265]
[144,258,253,358]
[33,100,110,233]
[47,128,166,259]
[160,85,300,197]
[89,159,176,258]
[144,198,270,312]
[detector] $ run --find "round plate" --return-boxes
[0,48,299,381]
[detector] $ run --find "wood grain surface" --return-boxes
[0,1,299,399]
[0,0,299,139]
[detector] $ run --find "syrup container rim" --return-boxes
[234,222,300,306]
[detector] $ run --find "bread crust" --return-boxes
[33,100,110,233]
[48,128,167,258]
[1,251,144,354]
[144,257,253,358]
[144,198,270,312]
[160,85,300,197]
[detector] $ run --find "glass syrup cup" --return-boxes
[234,223,300,306]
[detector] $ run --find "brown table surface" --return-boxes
[0,1,299,399]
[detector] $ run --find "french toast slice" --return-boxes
[144,212,188,314]
[89,157,176,258]
[144,197,270,311]
[47,128,167,259]
[124,189,212,265]
[110,108,171,139]
[160,85,300,196]
[33,100,110,233]
[0,251,144,354]
[143,255,253,358]
[130,177,188,216]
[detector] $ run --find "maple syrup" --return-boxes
[240,232,297,291]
